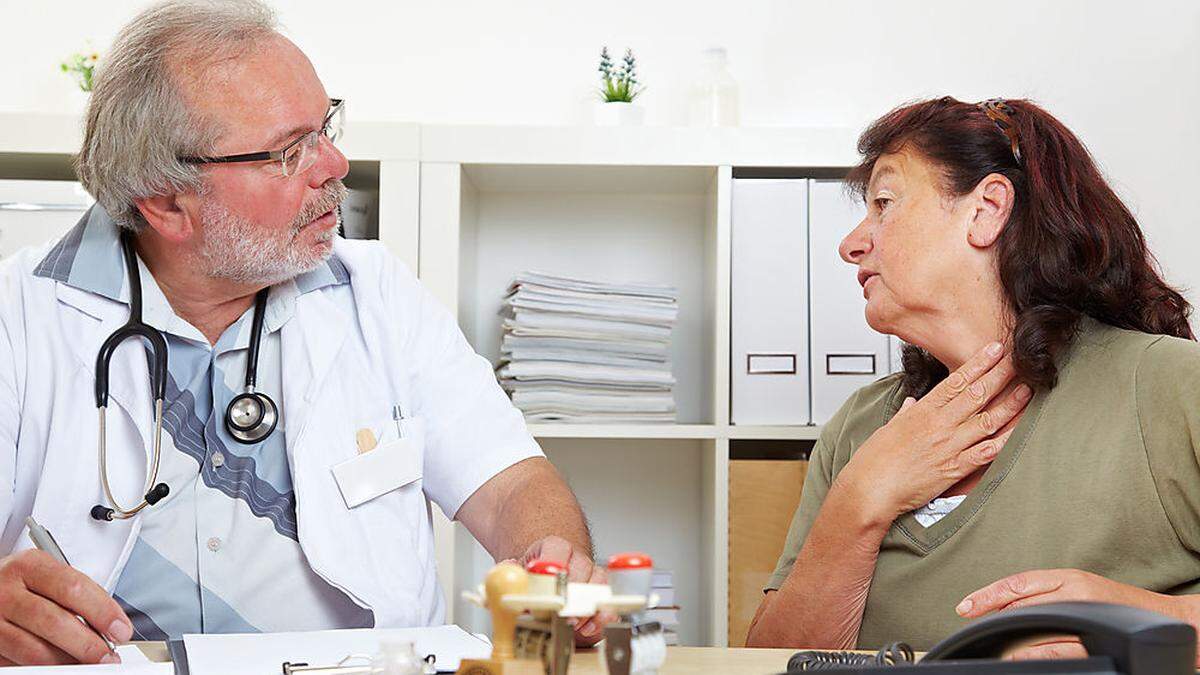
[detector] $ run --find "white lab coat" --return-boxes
[0,237,542,627]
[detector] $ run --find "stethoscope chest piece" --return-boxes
[225,390,278,444]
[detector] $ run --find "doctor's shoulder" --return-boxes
[327,237,447,346]
[330,237,421,299]
[0,241,66,320]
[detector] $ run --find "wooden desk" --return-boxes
[136,643,799,674]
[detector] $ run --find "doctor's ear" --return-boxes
[133,193,199,243]
[966,173,1015,249]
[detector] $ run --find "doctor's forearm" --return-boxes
[456,457,592,563]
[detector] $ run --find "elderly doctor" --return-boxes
[0,0,605,666]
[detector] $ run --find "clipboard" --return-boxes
[168,637,447,675]
[167,640,189,675]
[281,653,437,673]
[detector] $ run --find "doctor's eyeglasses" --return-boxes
[180,98,345,177]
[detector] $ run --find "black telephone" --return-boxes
[784,602,1198,674]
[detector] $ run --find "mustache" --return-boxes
[292,179,349,231]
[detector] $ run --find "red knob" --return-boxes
[607,552,653,570]
[525,559,566,576]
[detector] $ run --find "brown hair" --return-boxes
[846,97,1194,398]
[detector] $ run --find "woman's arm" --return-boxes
[747,342,1032,648]
[958,570,1200,666]
[745,477,890,648]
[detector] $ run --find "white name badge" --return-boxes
[330,438,422,509]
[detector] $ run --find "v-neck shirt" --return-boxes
[766,318,1200,649]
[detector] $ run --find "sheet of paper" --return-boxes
[0,645,161,673]
[183,624,492,675]
[114,645,151,664]
[1,662,170,674]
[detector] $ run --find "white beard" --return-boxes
[197,180,347,285]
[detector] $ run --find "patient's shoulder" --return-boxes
[817,373,905,465]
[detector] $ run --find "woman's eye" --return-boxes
[874,197,892,211]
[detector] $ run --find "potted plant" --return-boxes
[61,51,100,93]
[60,49,100,112]
[595,47,645,126]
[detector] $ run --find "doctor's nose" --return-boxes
[306,134,350,189]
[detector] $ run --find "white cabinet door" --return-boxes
[808,179,892,424]
[730,178,810,425]
[0,180,92,259]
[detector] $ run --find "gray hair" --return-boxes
[76,0,279,232]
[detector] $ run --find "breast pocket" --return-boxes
[331,435,423,509]
[332,413,426,510]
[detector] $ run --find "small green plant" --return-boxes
[597,46,644,103]
[60,51,100,93]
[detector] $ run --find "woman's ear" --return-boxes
[967,173,1015,249]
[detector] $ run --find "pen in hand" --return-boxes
[24,516,118,654]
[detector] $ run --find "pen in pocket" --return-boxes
[392,404,405,438]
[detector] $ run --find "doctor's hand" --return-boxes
[957,569,1200,666]
[833,341,1031,528]
[511,535,613,647]
[0,549,133,666]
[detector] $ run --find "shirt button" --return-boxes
[207,537,222,552]
[211,452,225,468]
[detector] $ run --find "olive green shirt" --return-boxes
[766,317,1200,650]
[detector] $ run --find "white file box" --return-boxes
[731,178,810,425]
[808,179,892,424]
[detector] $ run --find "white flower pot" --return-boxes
[594,101,645,127]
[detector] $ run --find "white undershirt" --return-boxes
[912,494,968,527]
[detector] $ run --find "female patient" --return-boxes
[746,97,1200,660]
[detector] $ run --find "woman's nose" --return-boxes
[839,217,872,265]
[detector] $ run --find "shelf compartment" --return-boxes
[448,162,722,424]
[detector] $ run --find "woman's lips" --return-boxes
[857,270,878,288]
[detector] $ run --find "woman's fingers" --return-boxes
[954,383,1032,449]
[925,342,1005,408]
[942,355,1018,422]
[956,427,1016,474]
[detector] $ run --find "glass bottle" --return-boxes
[371,640,427,675]
[688,47,740,127]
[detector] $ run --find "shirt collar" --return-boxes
[34,204,350,307]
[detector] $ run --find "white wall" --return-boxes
[4,0,1199,311]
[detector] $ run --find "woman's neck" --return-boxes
[899,297,1013,372]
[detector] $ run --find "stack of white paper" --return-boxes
[647,568,680,646]
[497,271,678,424]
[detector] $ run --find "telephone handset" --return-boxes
[785,602,1198,673]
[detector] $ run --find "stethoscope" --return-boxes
[90,232,278,521]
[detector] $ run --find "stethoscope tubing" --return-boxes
[91,232,274,521]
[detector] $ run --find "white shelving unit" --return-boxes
[417,126,862,646]
[1,114,861,647]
